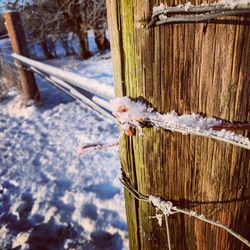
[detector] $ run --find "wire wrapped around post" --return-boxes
[147,1,250,27]
[120,177,250,249]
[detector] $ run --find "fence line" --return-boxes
[0,34,9,39]
[12,53,115,100]
[1,47,115,121]
[10,54,115,122]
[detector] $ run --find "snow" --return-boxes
[184,2,192,11]
[217,0,250,8]
[12,53,115,100]
[111,96,153,126]
[148,196,175,216]
[112,97,250,150]
[92,96,112,112]
[0,39,128,249]
[153,0,250,14]
[153,3,166,13]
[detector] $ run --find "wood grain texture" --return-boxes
[106,0,250,249]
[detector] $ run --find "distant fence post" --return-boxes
[4,11,40,103]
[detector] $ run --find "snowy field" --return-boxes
[0,37,128,249]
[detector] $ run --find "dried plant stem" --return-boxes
[77,140,119,155]
[149,117,250,151]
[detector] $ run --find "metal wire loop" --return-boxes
[148,2,250,27]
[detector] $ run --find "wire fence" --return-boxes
[0,39,115,123]
[12,53,115,122]
[0,33,114,121]
[0,49,20,100]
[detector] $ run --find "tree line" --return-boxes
[1,0,110,60]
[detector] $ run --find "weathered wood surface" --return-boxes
[107,0,250,249]
[4,11,40,103]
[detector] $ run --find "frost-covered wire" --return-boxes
[111,97,250,150]
[120,178,149,202]
[173,206,250,248]
[121,178,250,248]
[0,34,9,39]
[12,53,115,100]
[152,1,250,17]
[149,0,250,27]
[154,9,250,26]
[77,139,119,155]
[29,66,116,122]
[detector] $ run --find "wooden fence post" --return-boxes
[106,0,250,249]
[4,11,40,103]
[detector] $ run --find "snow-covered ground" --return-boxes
[0,38,128,249]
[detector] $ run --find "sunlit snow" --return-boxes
[0,37,128,250]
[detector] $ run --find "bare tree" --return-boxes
[58,0,91,59]
[3,0,110,59]
[84,0,110,52]
[0,14,7,35]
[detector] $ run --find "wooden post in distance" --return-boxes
[4,11,40,103]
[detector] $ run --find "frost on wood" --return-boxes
[111,97,250,150]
